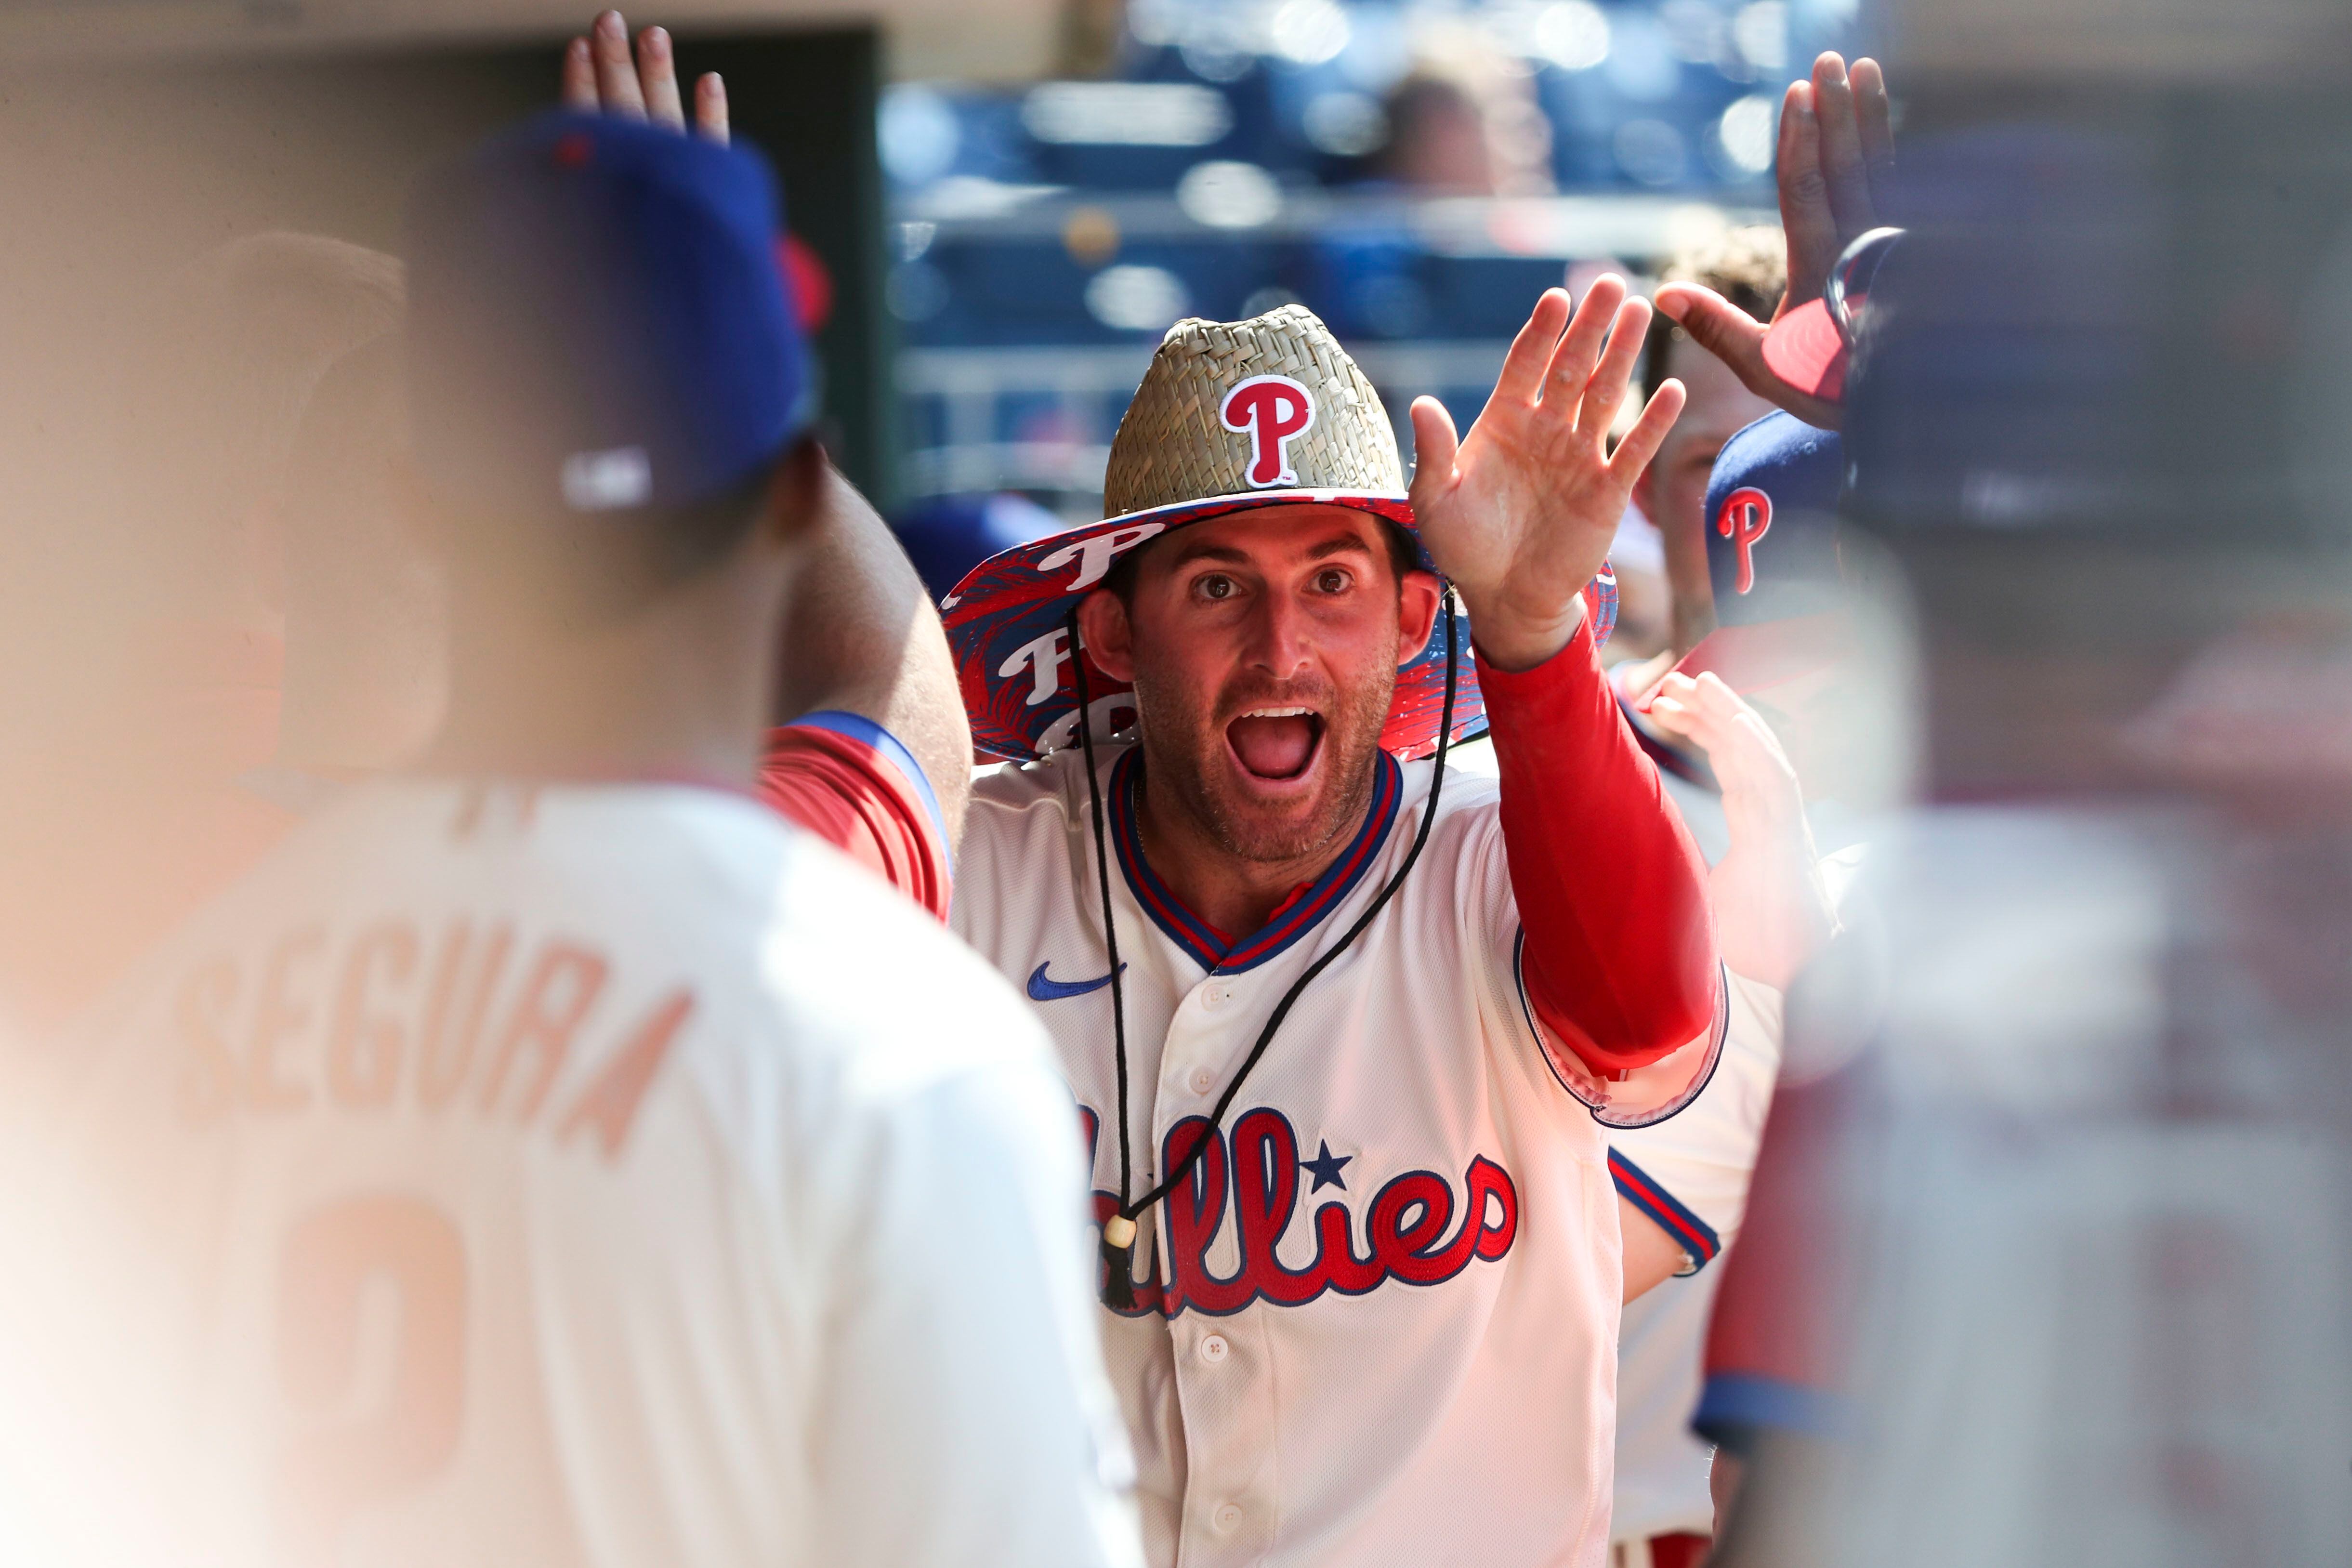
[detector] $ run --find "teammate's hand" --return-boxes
[559,10,729,144]
[1410,277,1685,672]
[1653,52,1894,431]
[1645,671,1833,989]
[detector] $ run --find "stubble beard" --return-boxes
[1130,658,1397,869]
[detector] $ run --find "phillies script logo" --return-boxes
[1220,374,1317,488]
[1716,485,1773,594]
[1081,1105,1518,1318]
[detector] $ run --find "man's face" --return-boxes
[1634,334,1777,601]
[1080,504,1441,867]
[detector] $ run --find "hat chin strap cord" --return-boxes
[1068,589,1461,1311]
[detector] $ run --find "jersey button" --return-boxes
[1198,1333,1229,1364]
[1211,1502,1244,1533]
[1202,982,1233,1010]
[1190,1067,1215,1094]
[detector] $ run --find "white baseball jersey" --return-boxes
[955,744,1724,1568]
[51,778,1141,1568]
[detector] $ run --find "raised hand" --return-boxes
[1643,671,1833,989]
[1654,52,1894,429]
[1408,277,1685,672]
[559,10,729,144]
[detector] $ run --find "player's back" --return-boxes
[54,777,1135,1568]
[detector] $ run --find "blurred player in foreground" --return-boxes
[44,53,1140,1568]
[920,255,1724,1558]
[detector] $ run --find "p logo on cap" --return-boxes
[1221,375,1316,488]
[1716,485,1772,595]
[940,302,1617,763]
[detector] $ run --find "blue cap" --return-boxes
[1703,411,1845,627]
[1663,411,1849,695]
[891,492,1064,604]
[406,110,816,520]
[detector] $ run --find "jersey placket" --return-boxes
[1152,952,1282,1568]
[1104,750,1406,1565]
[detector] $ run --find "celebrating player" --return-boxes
[926,271,1725,1557]
[51,67,1141,1568]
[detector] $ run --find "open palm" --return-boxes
[1409,277,1686,672]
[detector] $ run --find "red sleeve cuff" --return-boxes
[1478,613,1718,1075]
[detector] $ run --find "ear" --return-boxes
[1076,588,1136,683]
[1397,568,1443,668]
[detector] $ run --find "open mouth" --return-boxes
[1226,706,1325,782]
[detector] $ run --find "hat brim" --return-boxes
[942,488,1616,763]
[1760,299,1849,403]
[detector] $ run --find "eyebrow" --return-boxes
[1164,531,1377,570]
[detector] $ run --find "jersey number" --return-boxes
[275,1194,468,1562]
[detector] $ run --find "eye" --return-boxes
[1196,574,1236,602]
[1313,567,1352,594]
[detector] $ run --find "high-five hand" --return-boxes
[1409,276,1684,672]
[1644,671,1833,989]
[559,10,729,143]
[1654,51,1894,429]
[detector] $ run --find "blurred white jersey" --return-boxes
[56,779,1140,1568]
[956,745,1681,1568]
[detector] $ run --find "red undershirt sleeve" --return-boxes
[757,714,954,922]
[1479,614,1719,1076]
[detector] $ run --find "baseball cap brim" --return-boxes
[1648,611,1852,700]
[1760,299,1848,403]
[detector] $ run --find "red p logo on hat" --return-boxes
[1221,375,1317,488]
[1717,486,1773,595]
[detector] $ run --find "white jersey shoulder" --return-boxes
[55,779,1139,1568]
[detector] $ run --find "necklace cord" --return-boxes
[1068,611,1139,1309]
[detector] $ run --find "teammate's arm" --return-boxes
[1654,52,1896,430]
[768,461,974,846]
[1616,671,1829,1288]
[560,13,973,900]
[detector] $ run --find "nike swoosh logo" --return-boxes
[1026,962,1126,1001]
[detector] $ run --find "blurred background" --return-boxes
[0,0,1855,520]
[0,0,1871,1026]
[7,0,2352,1559]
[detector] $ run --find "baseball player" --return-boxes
[920,271,1726,1561]
[48,86,1139,1568]
[1598,409,1856,1568]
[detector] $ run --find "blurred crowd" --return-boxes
[3,4,2351,1568]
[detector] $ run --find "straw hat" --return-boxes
[941,304,1615,762]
